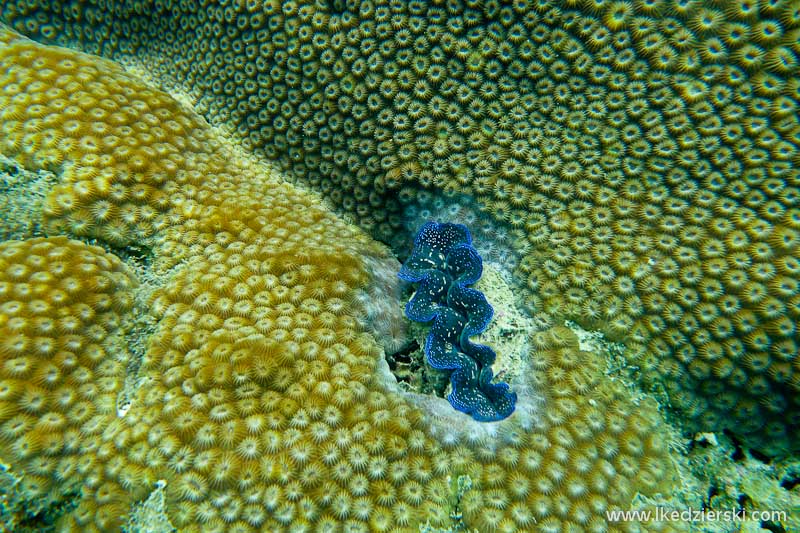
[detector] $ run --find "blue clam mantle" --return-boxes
[399,221,517,422]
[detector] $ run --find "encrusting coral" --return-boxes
[0,236,136,531]
[0,25,684,533]
[2,0,797,450]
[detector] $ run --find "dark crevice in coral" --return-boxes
[704,485,718,509]
[0,160,19,177]
[13,488,79,533]
[689,433,714,450]
[385,339,431,392]
[749,448,773,464]
[385,339,418,367]
[116,244,154,267]
[384,338,450,399]
[725,430,746,462]
[780,474,800,491]
[325,0,349,13]
[761,520,787,533]
[17,510,56,533]
[736,493,750,510]
[88,239,155,272]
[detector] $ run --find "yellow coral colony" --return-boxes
[0,237,136,530]
[0,24,682,533]
[3,0,796,451]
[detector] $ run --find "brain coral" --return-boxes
[4,0,796,451]
[0,24,686,533]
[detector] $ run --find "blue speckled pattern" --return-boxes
[399,221,517,422]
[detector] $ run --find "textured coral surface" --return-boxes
[0,236,137,530]
[2,0,797,450]
[0,25,684,533]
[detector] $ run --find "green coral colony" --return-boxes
[0,0,798,531]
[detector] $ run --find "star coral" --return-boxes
[0,24,685,532]
[0,236,137,530]
[4,0,796,450]
[399,221,516,422]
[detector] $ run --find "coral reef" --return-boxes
[664,432,800,533]
[399,221,515,421]
[0,154,58,241]
[0,236,137,531]
[0,459,79,532]
[0,25,684,532]
[559,320,800,533]
[2,0,797,449]
[123,479,175,533]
